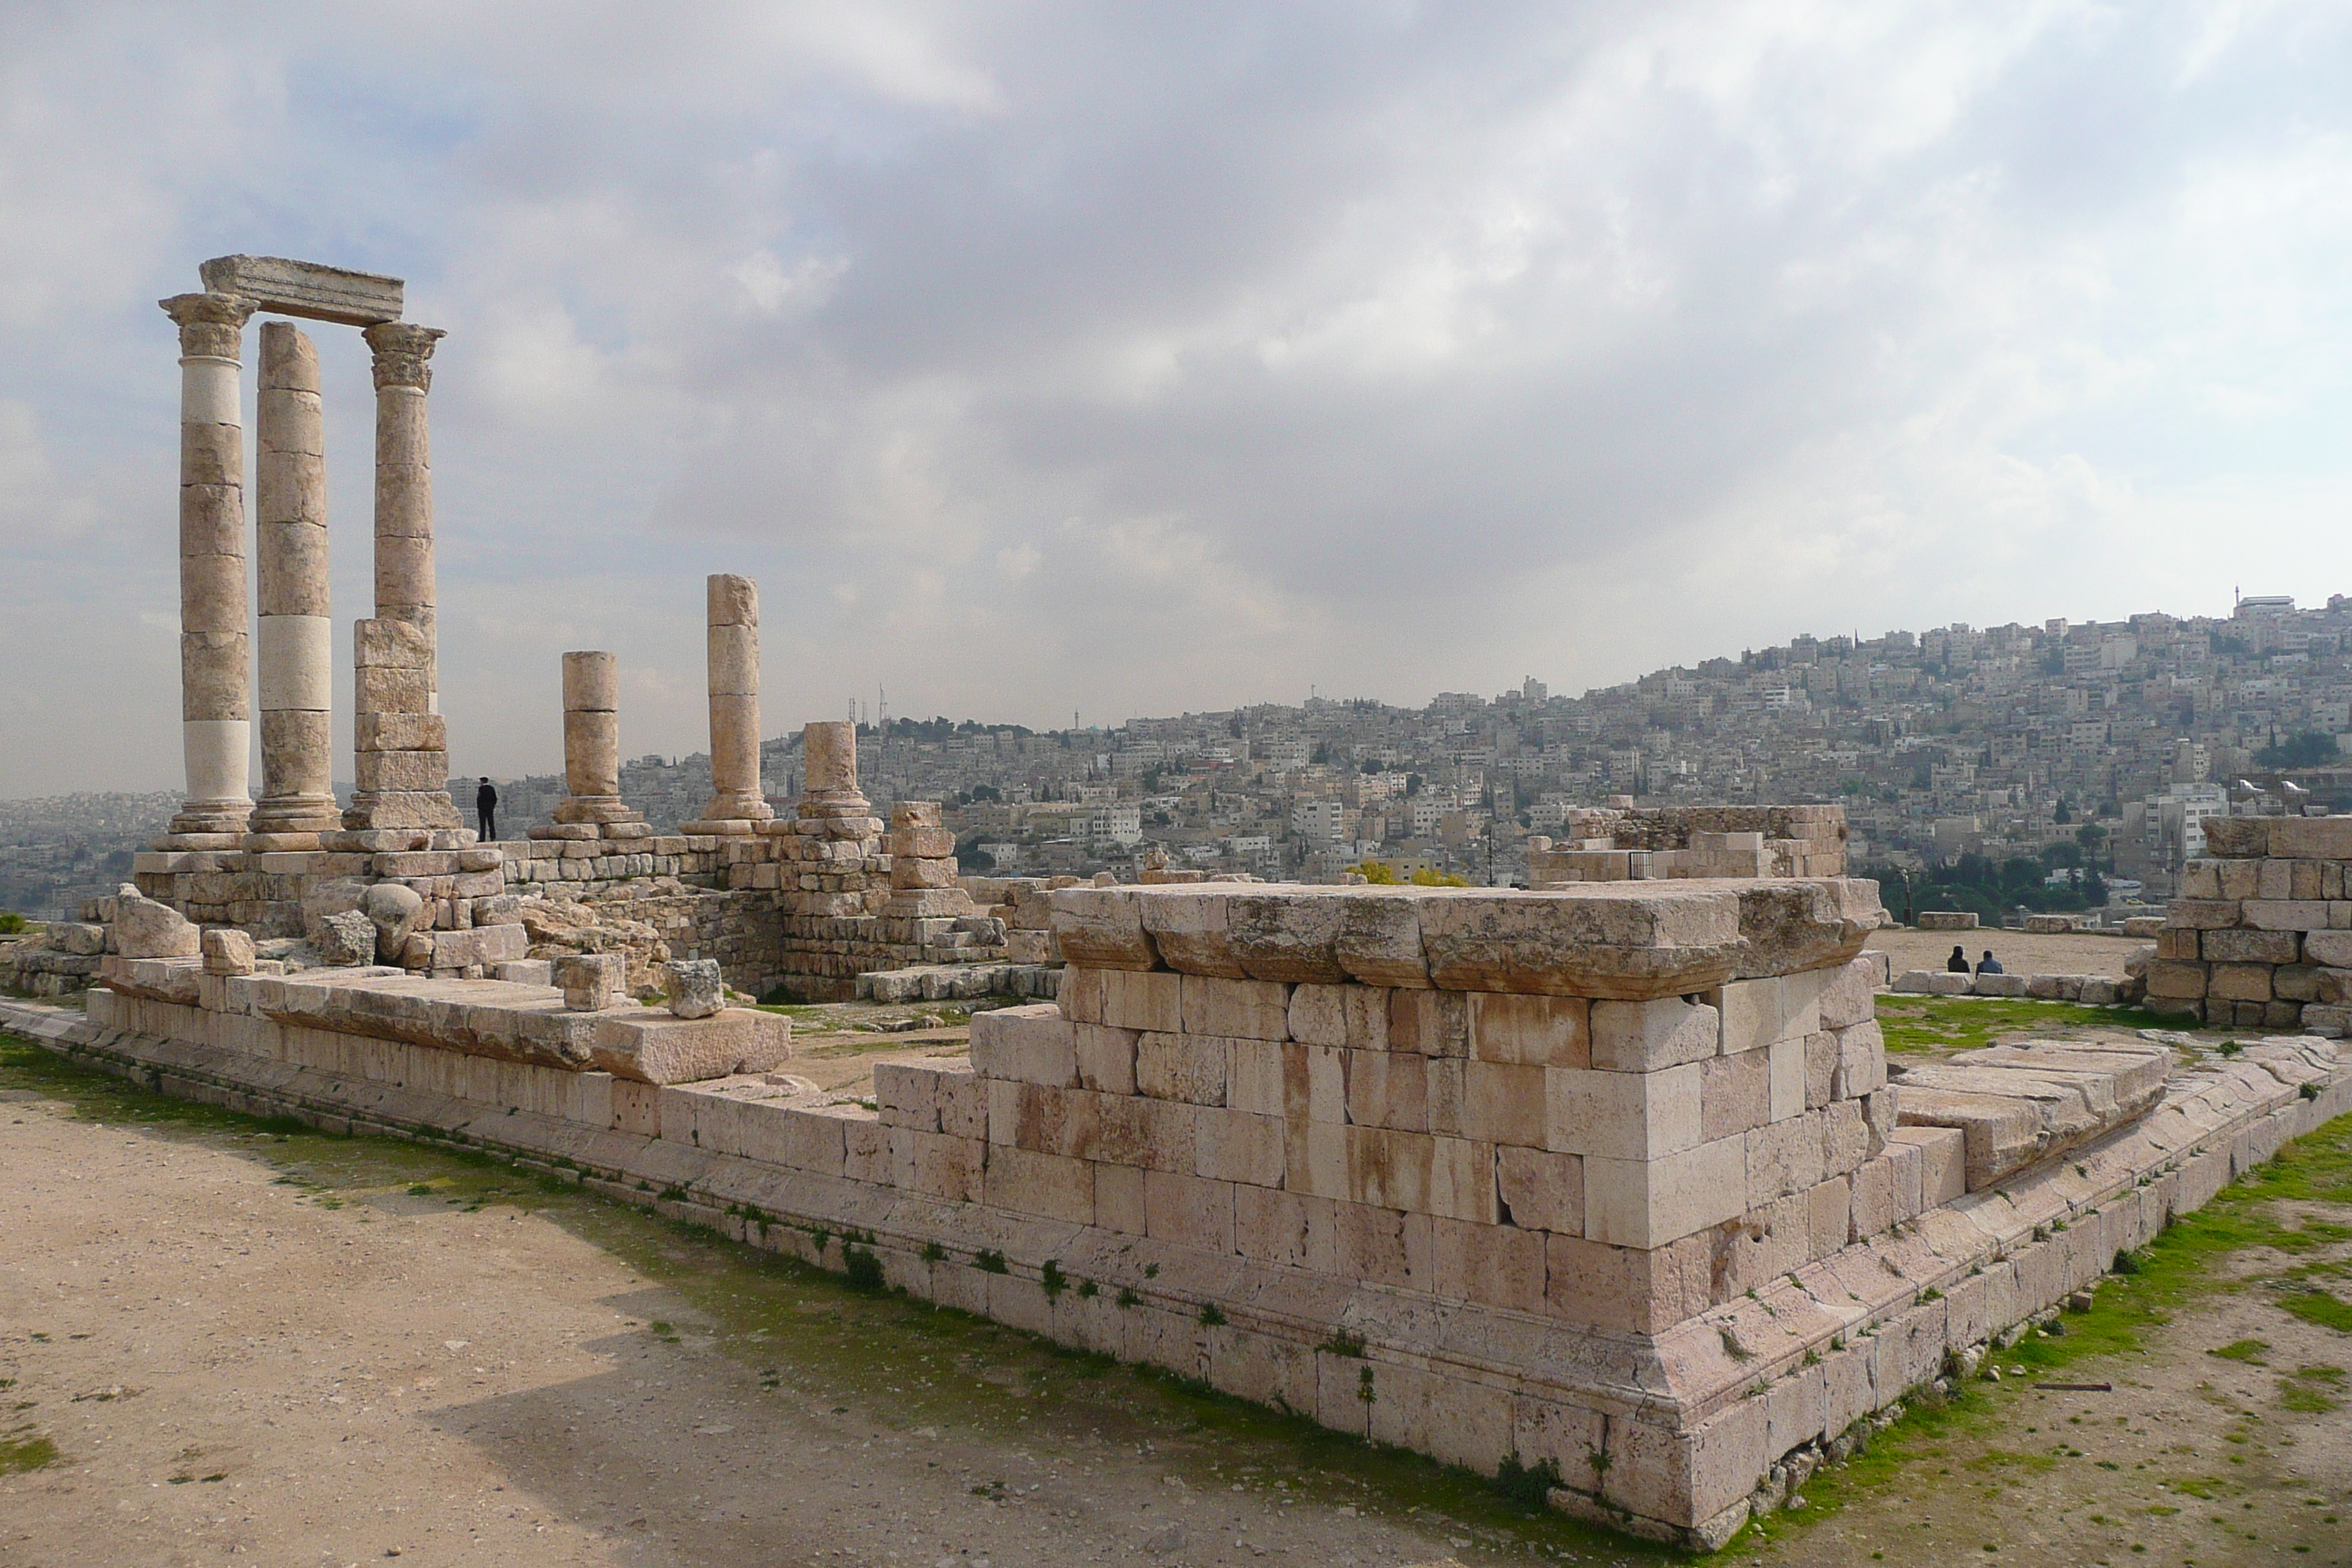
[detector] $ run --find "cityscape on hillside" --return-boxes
[7,592,2347,919]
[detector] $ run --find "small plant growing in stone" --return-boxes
[920,1240,946,1263]
[1115,1287,1139,1310]
[1319,1330,1367,1357]
[842,1247,884,1292]
[1075,1279,1098,1300]
[1040,1259,1068,1297]
[973,1249,1008,1274]
[1198,1303,1225,1327]
[1357,1365,1376,1405]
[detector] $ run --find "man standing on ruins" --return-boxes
[475,777,498,842]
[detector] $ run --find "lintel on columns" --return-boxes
[200,255,404,328]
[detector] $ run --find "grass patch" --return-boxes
[0,1430,60,1475]
[1874,995,2195,1059]
[2276,1290,2352,1333]
[2209,1338,2271,1362]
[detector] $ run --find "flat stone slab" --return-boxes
[1891,1037,2172,1189]
[238,970,788,1083]
[199,255,404,326]
[1049,879,1883,1000]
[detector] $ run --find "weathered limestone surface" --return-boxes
[2150,813,2352,1034]
[679,575,774,833]
[364,320,446,710]
[247,320,341,847]
[341,617,463,833]
[158,291,258,848]
[1892,1039,2171,1190]
[540,652,652,841]
[199,255,403,326]
[23,873,2346,1551]
[1529,804,1847,887]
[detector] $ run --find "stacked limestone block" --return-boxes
[962,875,1077,965]
[341,618,465,837]
[534,651,653,845]
[1531,805,1847,886]
[38,872,2352,1549]
[2146,815,2352,1033]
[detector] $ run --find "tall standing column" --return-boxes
[246,321,340,849]
[157,292,258,850]
[362,322,446,712]
[682,573,774,834]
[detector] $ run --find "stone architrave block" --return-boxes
[1587,997,1716,1071]
[1333,891,1431,987]
[1226,891,1352,983]
[1416,886,1744,998]
[585,1009,789,1083]
[199,255,403,326]
[2268,817,2352,859]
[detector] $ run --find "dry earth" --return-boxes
[1869,930,2149,981]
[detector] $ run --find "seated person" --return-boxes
[1975,950,2004,975]
[1947,943,1970,973]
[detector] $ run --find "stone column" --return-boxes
[157,292,258,850]
[362,322,445,712]
[681,574,774,834]
[536,652,650,840]
[246,321,340,849]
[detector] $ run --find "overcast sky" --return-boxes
[4,2,2348,797]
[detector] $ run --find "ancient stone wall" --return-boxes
[14,875,2348,1548]
[1531,804,1847,886]
[2145,815,2352,1034]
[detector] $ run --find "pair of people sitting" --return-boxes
[1947,944,2002,976]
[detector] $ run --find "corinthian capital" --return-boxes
[363,323,448,392]
[160,293,255,360]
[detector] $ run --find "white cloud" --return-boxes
[2,0,2350,794]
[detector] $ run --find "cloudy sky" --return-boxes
[4,2,2349,797]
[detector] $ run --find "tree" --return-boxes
[2256,730,2339,769]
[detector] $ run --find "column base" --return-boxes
[696,792,774,824]
[246,796,342,852]
[551,795,643,826]
[151,830,248,852]
[343,789,464,832]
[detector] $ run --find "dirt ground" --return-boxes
[4,1009,2350,1568]
[1869,930,2149,981]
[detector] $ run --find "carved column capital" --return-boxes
[363,323,447,392]
[160,293,255,360]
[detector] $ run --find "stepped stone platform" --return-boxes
[7,878,2348,1548]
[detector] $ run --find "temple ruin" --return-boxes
[1,254,2347,1548]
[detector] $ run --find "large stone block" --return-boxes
[1182,975,1292,1040]
[1495,1145,1583,1233]
[1226,891,1352,983]
[1706,968,1828,1055]
[1466,992,1590,1066]
[1545,1063,1702,1159]
[1049,888,1161,969]
[1583,1136,1747,1248]
[1343,1047,1428,1131]
[1416,886,1744,999]
[2267,817,2352,860]
[1137,1030,1229,1105]
[585,1009,790,1084]
[1588,996,1717,1071]
[969,1003,1078,1086]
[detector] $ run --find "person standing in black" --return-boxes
[475,777,499,843]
